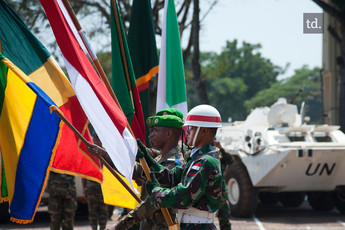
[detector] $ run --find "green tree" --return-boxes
[193,40,280,121]
[245,66,322,123]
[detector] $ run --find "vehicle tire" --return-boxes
[333,190,345,213]
[259,192,279,205]
[224,162,258,217]
[308,192,335,211]
[279,192,305,207]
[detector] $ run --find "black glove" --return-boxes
[136,139,156,167]
[135,149,145,162]
[145,172,160,196]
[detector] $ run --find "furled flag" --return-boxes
[0,53,62,223]
[110,0,145,143]
[127,0,159,144]
[0,0,103,182]
[40,0,138,189]
[156,0,188,119]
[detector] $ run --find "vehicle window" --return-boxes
[313,135,333,142]
[288,136,305,142]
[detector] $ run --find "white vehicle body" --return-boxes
[217,98,345,216]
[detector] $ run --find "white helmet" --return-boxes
[184,104,222,128]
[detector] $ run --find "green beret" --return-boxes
[146,116,155,127]
[156,108,184,120]
[153,115,184,129]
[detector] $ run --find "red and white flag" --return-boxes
[40,0,138,189]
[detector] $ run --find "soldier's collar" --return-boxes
[190,144,216,159]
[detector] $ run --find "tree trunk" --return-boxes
[191,0,209,104]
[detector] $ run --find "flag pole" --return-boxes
[59,1,178,228]
[111,4,177,227]
[49,105,141,203]
[111,0,135,109]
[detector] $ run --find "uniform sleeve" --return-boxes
[154,165,184,188]
[132,163,146,186]
[217,179,231,229]
[220,149,234,172]
[150,159,212,209]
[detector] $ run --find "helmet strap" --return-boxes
[192,126,201,147]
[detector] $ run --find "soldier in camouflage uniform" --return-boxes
[84,179,108,230]
[113,113,185,230]
[47,171,77,230]
[84,134,108,230]
[215,140,234,230]
[138,105,224,230]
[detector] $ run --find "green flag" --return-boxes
[127,0,159,90]
[156,0,187,119]
[110,0,145,142]
[127,0,159,144]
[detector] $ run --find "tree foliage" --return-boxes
[245,66,322,123]
[188,40,280,121]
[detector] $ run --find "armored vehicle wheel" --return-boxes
[279,192,305,207]
[308,192,335,211]
[259,192,279,205]
[333,191,345,213]
[225,162,258,217]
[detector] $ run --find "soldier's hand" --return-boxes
[135,149,145,161]
[136,139,156,167]
[86,144,107,159]
[133,176,146,186]
[145,172,159,195]
[137,139,149,156]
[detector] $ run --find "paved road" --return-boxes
[231,201,345,230]
[1,201,345,230]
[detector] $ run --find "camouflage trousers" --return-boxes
[86,186,108,230]
[217,191,231,230]
[48,189,77,230]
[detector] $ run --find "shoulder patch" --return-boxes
[191,162,201,171]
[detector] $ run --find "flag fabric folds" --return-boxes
[110,0,145,143]
[0,54,63,223]
[0,0,103,182]
[127,0,159,145]
[101,167,140,209]
[156,0,188,119]
[127,0,159,91]
[40,0,138,190]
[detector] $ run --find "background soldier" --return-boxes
[83,133,108,230]
[47,171,77,230]
[113,113,185,230]
[215,140,234,230]
[140,104,223,229]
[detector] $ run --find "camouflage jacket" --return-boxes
[149,144,222,213]
[133,146,184,187]
[219,148,234,173]
[115,145,185,230]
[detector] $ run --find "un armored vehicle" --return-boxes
[218,98,345,217]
